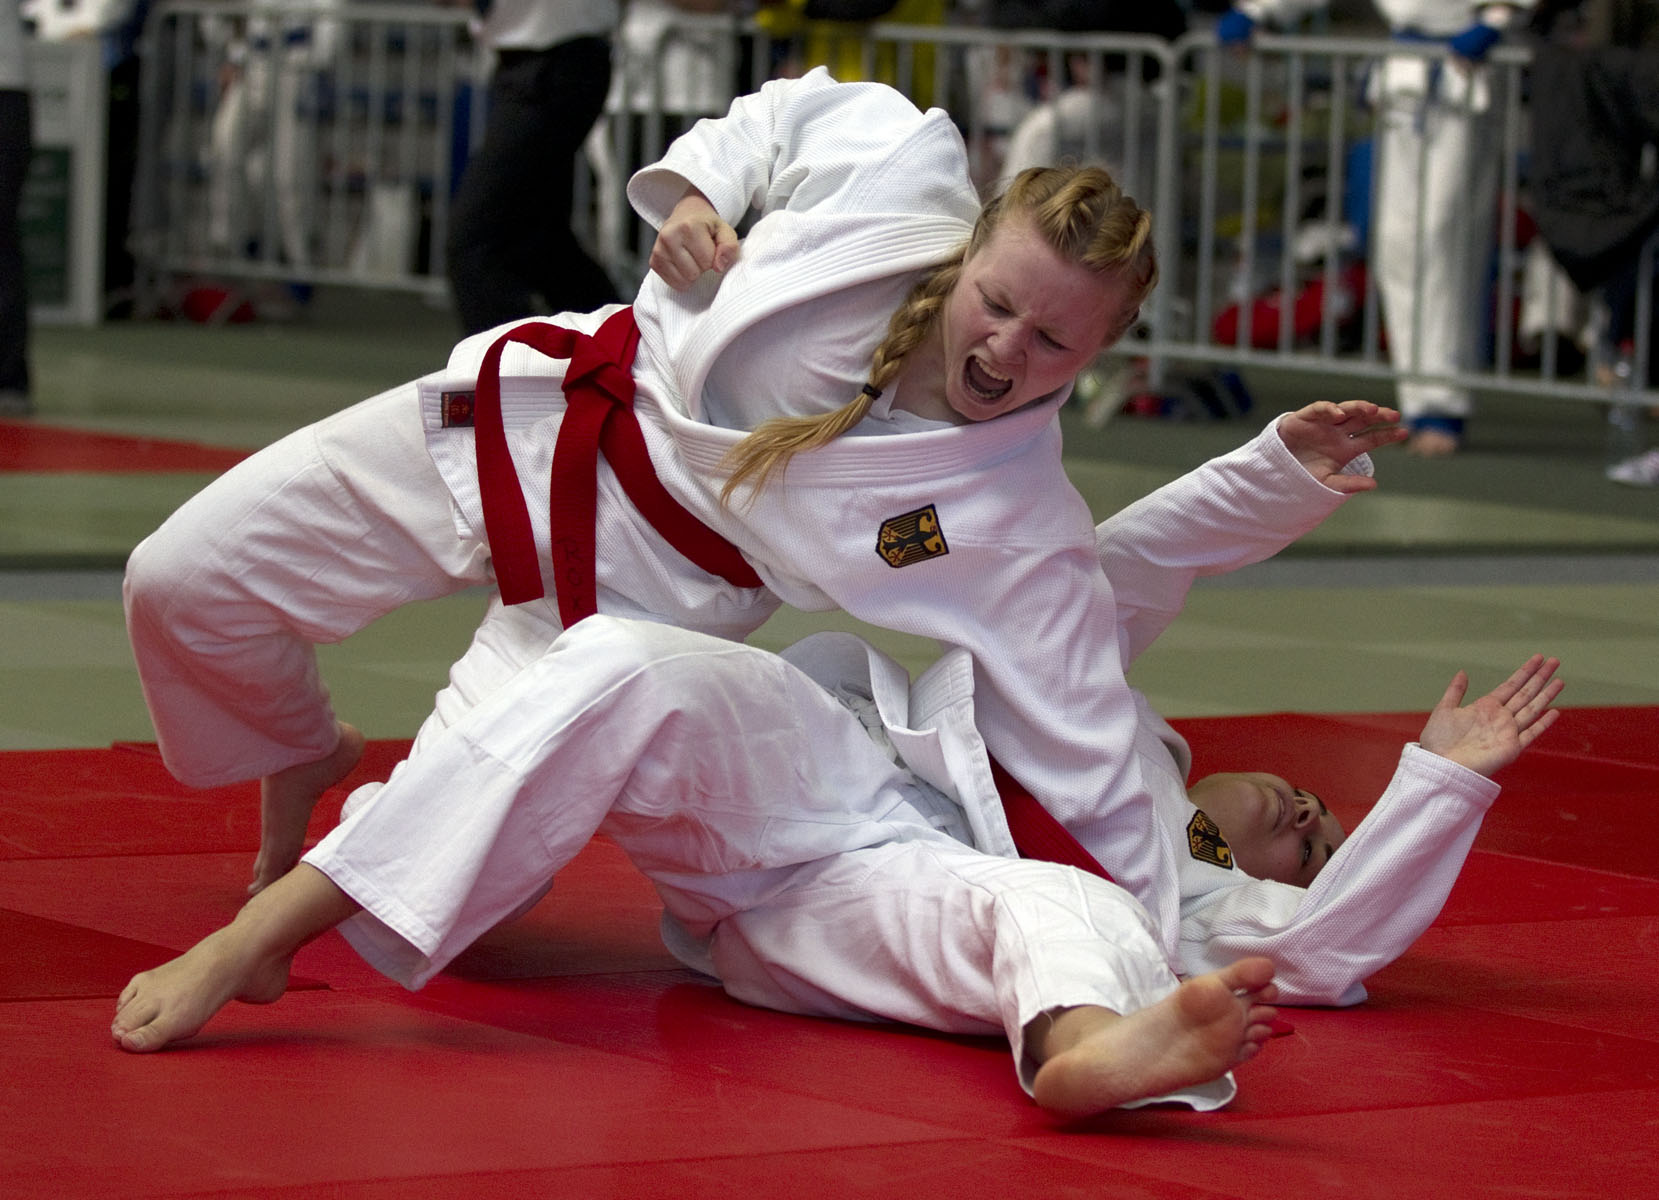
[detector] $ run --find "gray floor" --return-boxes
[5,288,1657,752]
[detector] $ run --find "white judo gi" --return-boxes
[126,68,1209,955]
[302,416,1501,1109]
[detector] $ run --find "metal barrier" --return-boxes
[1166,32,1658,416]
[131,0,479,305]
[130,6,1659,419]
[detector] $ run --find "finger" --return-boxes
[656,236,712,290]
[649,243,694,290]
[1489,653,1545,706]
[711,223,741,273]
[1515,677,1565,728]
[1517,705,1561,748]
[1436,669,1470,714]
[1293,400,1342,425]
[1505,655,1559,712]
[680,226,718,276]
[1345,422,1408,445]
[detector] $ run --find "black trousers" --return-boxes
[0,88,30,397]
[446,35,621,335]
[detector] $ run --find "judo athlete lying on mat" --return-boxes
[112,412,1561,1118]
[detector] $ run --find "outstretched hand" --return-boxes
[1276,400,1409,493]
[1419,655,1563,778]
[650,187,740,291]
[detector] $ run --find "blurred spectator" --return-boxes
[1220,0,1531,456]
[996,0,1188,188]
[205,0,341,272]
[1,0,30,414]
[445,0,622,335]
[754,0,947,102]
[615,0,733,120]
[1527,0,1659,483]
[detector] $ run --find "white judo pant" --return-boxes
[305,618,1231,1108]
[123,386,500,786]
[1373,86,1499,424]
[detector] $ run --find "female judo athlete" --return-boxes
[123,69,1407,963]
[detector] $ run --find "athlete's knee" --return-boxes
[123,526,199,632]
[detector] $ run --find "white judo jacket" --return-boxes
[413,69,1201,956]
[782,419,1502,1002]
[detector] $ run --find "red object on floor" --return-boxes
[1211,262,1369,349]
[0,420,252,473]
[1,708,1656,1198]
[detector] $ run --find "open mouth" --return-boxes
[963,356,1013,403]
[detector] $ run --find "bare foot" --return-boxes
[110,925,292,1052]
[251,722,365,895]
[112,864,360,1052]
[1407,428,1460,457]
[1029,956,1279,1119]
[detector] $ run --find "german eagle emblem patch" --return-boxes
[876,505,949,568]
[1187,810,1234,869]
[440,390,475,428]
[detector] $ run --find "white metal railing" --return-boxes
[130,6,1659,413]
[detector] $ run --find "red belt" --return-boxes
[472,312,1114,892]
[471,308,763,627]
[990,757,1115,883]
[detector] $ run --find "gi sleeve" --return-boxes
[1098,418,1360,670]
[627,66,974,230]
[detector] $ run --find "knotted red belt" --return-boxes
[470,308,763,628]
[471,313,1130,909]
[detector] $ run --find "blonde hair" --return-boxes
[719,166,1156,503]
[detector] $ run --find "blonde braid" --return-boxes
[718,253,965,504]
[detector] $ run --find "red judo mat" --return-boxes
[0,419,251,474]
[2,707,1656,1199]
